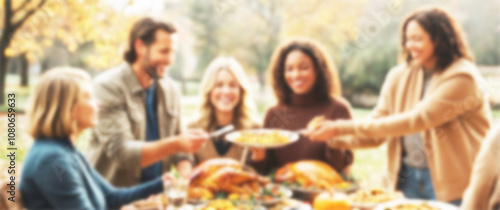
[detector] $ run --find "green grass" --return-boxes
[492,109,500,119]
[0,86,31,113]
[0,74,38,113]
[349,108,388,181]
[352,108,372,119]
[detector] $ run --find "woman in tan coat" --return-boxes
[306,7,491,206]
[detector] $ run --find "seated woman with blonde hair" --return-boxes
[20,67,173,209]
[181,56,260,165]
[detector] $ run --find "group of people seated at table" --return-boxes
[17,6,500,210]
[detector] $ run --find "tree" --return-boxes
[187,0,222,78]
[0,0,136,105]
[184,0,367,89]
[0,0,48,104]
[245,0,281,88]
[19,53,28,86]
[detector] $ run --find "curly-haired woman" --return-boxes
[306,7,491,205]
[252,38,354,177]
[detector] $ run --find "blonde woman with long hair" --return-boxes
[188,56,260,163]
[20,67,173,209]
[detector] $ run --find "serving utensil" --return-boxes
[208,125,235,139]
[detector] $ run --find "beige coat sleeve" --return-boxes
[334,73,482,139]
[461,125,500,210]
[328,67,398,149]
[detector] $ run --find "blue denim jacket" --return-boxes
[20,137,163,209]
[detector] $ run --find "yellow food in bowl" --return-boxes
[235,131,289,145]
[350,188,398,204]
[389,203,440,210]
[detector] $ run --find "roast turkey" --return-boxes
[188,158,269,199]
[275,160,343,190]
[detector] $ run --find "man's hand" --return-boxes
[141,130,207,168]
[175,129,208,153]
[304,120,338,142]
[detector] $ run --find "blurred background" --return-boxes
[1,0,499,180]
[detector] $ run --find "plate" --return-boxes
[130,200,162,210]
[269,199,313,210]
[374,199,459,210]
[198,200,266,210]
[288,186,324,202]
[283,182,359,202]
[350,190,404,210]
[187,185,292,207]
[225,129,300,148]
[260,185,293,207]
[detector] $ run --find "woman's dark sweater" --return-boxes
[252,92,354,175]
